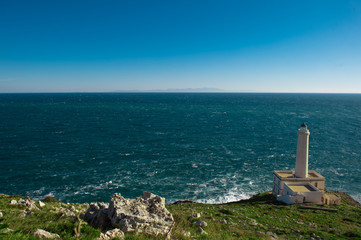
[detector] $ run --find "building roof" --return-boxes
[276,171,294,178]
[273,170,325,180]
[288,184,317,193]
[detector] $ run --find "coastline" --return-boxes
[1,191,360,239]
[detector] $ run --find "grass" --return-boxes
[0,191,360,239]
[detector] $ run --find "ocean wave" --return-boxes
[196,187,254,204]
[352,193,361,204]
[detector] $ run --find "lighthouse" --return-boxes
[271,123,334,205]
[294,123,310,178]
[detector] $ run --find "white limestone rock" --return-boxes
[0,211,3,218]
[190,213,201,219]
[38,200,46,208]
[33,229,60,239]
[9,200,17,205]
[97,228,124,240]
[180,230,191,237]
[108,192,174,236]
[83,192,174,238]
[17,196,39,211]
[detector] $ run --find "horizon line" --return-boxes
[1,91,360,94]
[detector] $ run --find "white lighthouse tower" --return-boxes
[294,123,310,178]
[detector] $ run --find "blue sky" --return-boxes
[0,0,360,93]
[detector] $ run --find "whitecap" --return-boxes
[352,193,361,204]
[33,187,45,194]
[197,188,253,204]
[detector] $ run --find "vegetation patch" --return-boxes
[0,191,360,239]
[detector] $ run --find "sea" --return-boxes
[0,93,360,204]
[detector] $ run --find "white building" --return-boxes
[273,123,327,205]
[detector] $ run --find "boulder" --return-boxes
[97,228,124,240]
[108,192,174,236]
[33,229,60,239]
[195,220,207,227]
[180,230,191,237]
[0,211,3,218]
[84,202,111,229]
[9,200,17,205]
[84,192,174,237]
[17,196,39,211]
[190,213,201,219]
[38,200,46,208]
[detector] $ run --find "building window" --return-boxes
[315,182,318,188]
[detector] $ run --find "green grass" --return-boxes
[0,192,360,239]
[166,191,361,240]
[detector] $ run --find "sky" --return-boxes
[0,0,360,93]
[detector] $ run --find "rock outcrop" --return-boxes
[84,202,111,229]
[97,228,124,240]
[84,192,174,238]
[33,229,60,239]
[10,196,39,211]
[38,200,46,208]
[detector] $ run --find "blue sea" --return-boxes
[0,93,360,204]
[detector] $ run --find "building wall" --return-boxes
[272,174,281,196]
[301,191,322,203]
[281,183,322,204]
[324,194,341,205]
[277,194,304,204]
[272,172,325,197]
